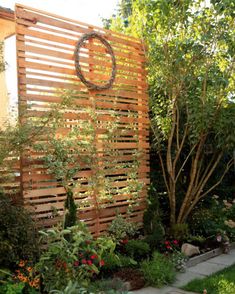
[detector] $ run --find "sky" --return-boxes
[2,0,119,109]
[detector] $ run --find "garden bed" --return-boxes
[187,242,235,267]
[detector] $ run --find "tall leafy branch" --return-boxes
[109,0,235,225]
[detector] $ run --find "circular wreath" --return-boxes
[74,32,117,90]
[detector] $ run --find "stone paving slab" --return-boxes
[206,251,235,266]
[172,271,205,287]
[187,260,225,276]
[133,249,235,294]
[132,286,198,294]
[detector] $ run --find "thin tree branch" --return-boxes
[158,151,170,195]
[199,157,233,199]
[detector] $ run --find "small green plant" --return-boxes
[187,235,206,247]
[125,239,150,261]
[108,214,138,242]
[170,251,187,273]
[50,281,91,294]
[36,222,116,292]
[0,282,25,294]
[117,254,138,268]
[0,192,38,268]
[0,268,39,294]
[63,189,77,229]
[89,278,129,293]
[143,186,165,245]
[141,251,176,287]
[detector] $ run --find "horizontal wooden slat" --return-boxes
[16,4,150,235]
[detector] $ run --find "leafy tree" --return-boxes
[0,42,5,73]
[109,0,235,225]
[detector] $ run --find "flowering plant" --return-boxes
[160,239,180,254]
[36,222,116,292]
[14,260,40,289]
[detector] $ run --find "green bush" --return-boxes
[36,222,116,292]
[108,214,137,242]
[141,252,176,287]
[118,254,137,268]
[0,192,39,268]
[125,240,150,261]
[143,186,165,248]
[101,252,122,272]
[189,198,235,240]
[101,252,137,274]
[170,251,187,273]
[170,223,189,241]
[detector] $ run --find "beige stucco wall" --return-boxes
[0,43,9,126]
[0,18,15,127]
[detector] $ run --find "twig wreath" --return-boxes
[74,32,117,90]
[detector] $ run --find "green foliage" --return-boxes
[110,0,235,225]
[102,252,122,272]
[170,251,187,273]
[171,224,189,241]
[186,235,206,247]
[108,214,138,242]
[0,42,5,73]
[0,42,6,73]
[189,198,235,240]
[125,239,150,261]
[36,222,116,292]
[89,278,129,293]
[49,281,91,294]
[117,254,138,268]
[143,186,165,247]
[141,251,176,287]
[183,263,235,294]
[102,252,137,273]
[0,282,25,294]
[64,189,77,229]
[0,192,38,268]
[0,268,39,294]
[35,93,144,221]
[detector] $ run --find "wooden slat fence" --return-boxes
[15,4,149,235]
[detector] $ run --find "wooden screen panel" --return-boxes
[16,4,149,235]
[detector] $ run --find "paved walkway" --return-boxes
[132,248,235,294]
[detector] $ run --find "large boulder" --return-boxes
[181,243,200,257]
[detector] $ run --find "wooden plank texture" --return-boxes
[15,4,149,235]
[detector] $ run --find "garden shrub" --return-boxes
[170,223,189,241]
[189,198,235,241]
[63,189,77,229]
[159,239,180,254]
[36,222,116,292]
[117,254,137,268]
[0,192,39,268]
[143,186,165,248]
[141,251,176,287]
[101,252,137,275]
[101,252,122,273]
[108,214,137,242]
[0,267,39,294]
[170,251,187,273]
[125,240,150,261]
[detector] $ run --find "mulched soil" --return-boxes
[114,268,145,290]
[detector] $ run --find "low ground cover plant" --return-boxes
[141,251,176,287]
[182,263,235,294]
[0,192,39,269]
[36,222,116,292]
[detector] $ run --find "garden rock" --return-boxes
[181,243,200,257]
